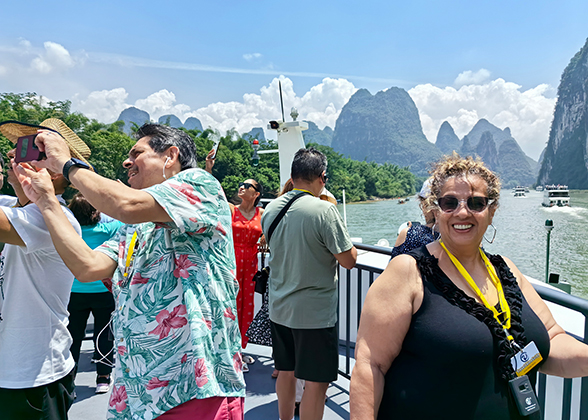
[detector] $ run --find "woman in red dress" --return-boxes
[231,179,264,367]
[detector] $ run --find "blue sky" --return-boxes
[1,0,587,159]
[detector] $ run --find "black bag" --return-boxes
[252,266,269,294]
[251,191,309,295]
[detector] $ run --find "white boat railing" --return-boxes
[337,242,588,420]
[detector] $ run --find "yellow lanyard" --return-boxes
[440,241,513,340]
[292,188,315,197]
[123,232,138,278]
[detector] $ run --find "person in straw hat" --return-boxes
[13,122,246,420]
[0,118,85,420]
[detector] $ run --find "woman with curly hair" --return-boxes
[350,153,588,419]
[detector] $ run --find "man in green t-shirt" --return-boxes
[261,147,357,420]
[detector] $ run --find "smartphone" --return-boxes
[210,134,221,159]
[15,134,45,163]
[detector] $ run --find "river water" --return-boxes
[339,189,588,299]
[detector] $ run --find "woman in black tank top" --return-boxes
[350,154,588,419]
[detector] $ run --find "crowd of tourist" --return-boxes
[0,119,588,420]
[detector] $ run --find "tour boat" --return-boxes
[542,184,571,207]
[513,186,526,198]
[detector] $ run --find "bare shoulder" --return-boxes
[368,254,423,312]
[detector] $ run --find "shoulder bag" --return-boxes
[252,191,309,294]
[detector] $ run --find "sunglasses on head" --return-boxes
[239,182,259,192]
[436,195,494,213]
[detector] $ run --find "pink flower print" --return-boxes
[215,222,227,236]
[117,346,126,356]
[202,317,212,330]
[173,183,201,205]
[173,254,197,279]
[233,352,242,373]
[181,354,188,364]
[149,304,188,340]
[223,307,236,321]
[109,384,127,412]
[117,241,126,259]
[130,273,149,285]
[146,377,170,390]
[194,358,209,387]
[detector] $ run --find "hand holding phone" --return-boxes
[15,134,46,163]
[210,134,221,159]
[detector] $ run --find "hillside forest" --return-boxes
[0,93,419,203]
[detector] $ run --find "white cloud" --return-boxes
[73,77,357,139]
[408,78,556,160]
[135,90,190,119]
[454,69,491,87]
[70,72,554,161]
[30,41,75,74]
[191,76,357,135]
[243,53,262,61]
[74,88,130,122]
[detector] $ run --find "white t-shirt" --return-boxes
[0,197,82,388]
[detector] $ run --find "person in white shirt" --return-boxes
[0,119,88,420]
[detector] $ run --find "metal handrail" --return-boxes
[337,242,588,420]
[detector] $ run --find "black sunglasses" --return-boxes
[239,182,259,192]
[436,196,494,213]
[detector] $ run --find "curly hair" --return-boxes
[423,152,501,212]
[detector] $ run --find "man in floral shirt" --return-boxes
[15,123,246,420]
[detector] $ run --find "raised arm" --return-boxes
[66,168,171,224]
[32,129,172,224]
[349,255,423,419]
[14,164,117,281]
[505,257,588,378]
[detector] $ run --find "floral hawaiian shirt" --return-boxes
[97,168,245,420]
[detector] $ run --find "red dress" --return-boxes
[232,207,262,348]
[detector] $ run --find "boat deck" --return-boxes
[70,338,351,420]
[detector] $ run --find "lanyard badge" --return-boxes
[511,341,543,377]
[509,341,542,416]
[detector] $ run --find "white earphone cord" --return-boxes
[92,312,116,368]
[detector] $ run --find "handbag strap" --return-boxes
[266,191,310,246]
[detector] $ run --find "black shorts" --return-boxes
[0,368,75,420]
[270,321,338,383]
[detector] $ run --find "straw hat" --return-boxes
[0,118,91,165]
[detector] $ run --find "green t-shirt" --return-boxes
[261,191,353,329]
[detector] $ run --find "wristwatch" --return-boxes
[62,158,91,182]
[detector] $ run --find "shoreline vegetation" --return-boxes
[0,92,420,203]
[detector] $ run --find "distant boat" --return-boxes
[536,185,544,192]
[542,184,570,207]
[513,186,526,198]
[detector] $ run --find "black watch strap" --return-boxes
[62,158,91,183]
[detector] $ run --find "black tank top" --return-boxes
[377,246,550,420]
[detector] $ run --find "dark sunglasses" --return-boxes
[436,195,494,213]
[239,182,259,192]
